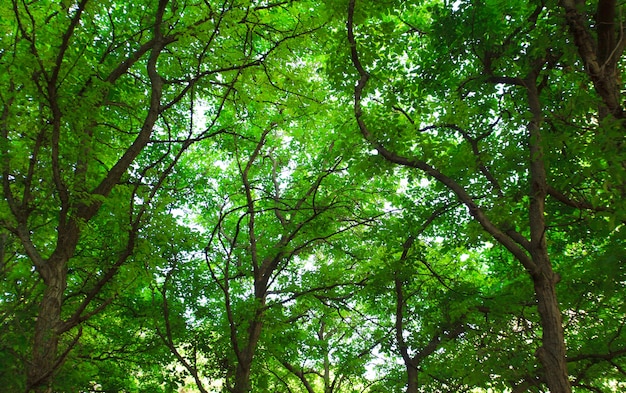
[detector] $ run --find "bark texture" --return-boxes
[561,0,625,119]
[526,75,572,393]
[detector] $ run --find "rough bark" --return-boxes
[26,261,67,392]
[534,272,570,393]
[232,307,265,393]
[405,364,419,393]
[526,76,572,393]
[561,0,625,119]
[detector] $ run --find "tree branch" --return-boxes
[346,0,536,273]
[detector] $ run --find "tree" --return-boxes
[2,0,625,391]
[204,127,375,392]
[0,0,315,390]
[144,54,384,389]
[343,0,625,392]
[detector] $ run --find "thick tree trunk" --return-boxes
[232,346,257,392]
[232,308,264,393]
[533,267,570,393]
[26,262,67,392]
[526,78,572,393]
[232,362,252,393]
[405,363,418,393]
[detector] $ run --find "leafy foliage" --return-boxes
[1,0,625,392]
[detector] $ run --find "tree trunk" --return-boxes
[561,0,624,120]
[526,78,572,393]
[232,361,252,393]
[405,362,418,393]
[232,307,264,393]
[533,267,571,393]
[26,261,67,392]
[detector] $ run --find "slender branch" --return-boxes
[159,257,210,393]
[50,0,89,86]
[282,361,316,393]
[567,347,626,363]
[346,0,535,273]
[547,185,609,212]
[86,0,168,216]
[239,127,273,281]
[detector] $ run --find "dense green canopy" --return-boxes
[1,0,625,392]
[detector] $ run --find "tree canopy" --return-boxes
[1,0,625,392]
